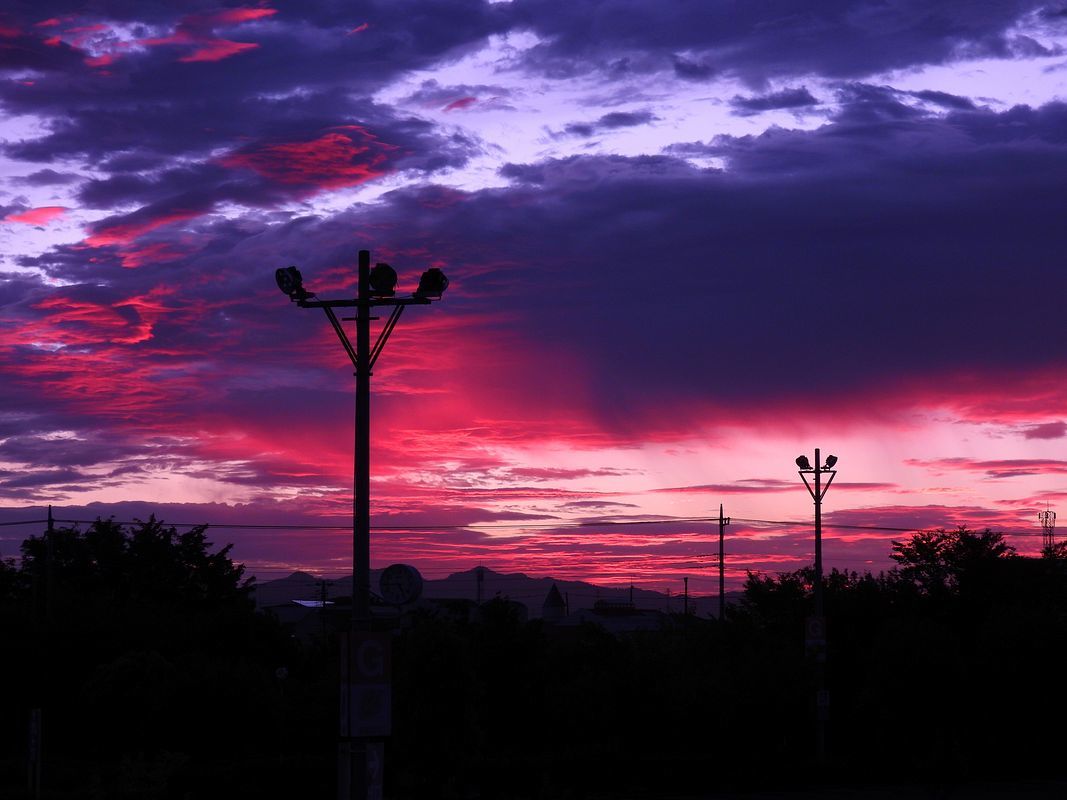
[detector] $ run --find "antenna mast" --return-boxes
[1039,506,1056,551]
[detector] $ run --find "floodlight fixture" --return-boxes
[414,267,449,299]
[368,262,398,297]
[796,455,812,470]
[275,266,309,301]
[824,454,838,469]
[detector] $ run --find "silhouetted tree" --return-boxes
[1041,539,1067,560]
[0,517,306,799]
[889,526,1013,597]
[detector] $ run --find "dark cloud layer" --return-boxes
[7,91,1067,481]
[507,0,1059,84]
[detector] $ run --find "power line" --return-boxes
[37,515,1050,537]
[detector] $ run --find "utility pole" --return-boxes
[276,251,448,800]
[796,449,838,767]
[28,708,41,799]
[718,504,730,621]
[476,567,484,605]
[44,505,56,625]
[320,579,329,639]
[683,577,689,616]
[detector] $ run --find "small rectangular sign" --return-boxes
[340,632,393,737]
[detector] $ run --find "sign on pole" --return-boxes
[805,615,826,661]
[340,632,392,738]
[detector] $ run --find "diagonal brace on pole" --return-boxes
[369,305,405,370]
[799,470,836,502]
[321,305,406,371]
[322,307,357,368]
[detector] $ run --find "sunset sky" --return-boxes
[2,1,1067,594]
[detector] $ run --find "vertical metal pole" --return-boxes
[683,577,689,616]
[718,504,725,621]
[46,505,54,624]
[354,249,371,627]
[812,448,826,767]
[813,448,823,618]
[350,250,372,800]
[28,708,41,799]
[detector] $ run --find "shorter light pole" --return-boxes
[718,504,730,621]
[795,449,838,767]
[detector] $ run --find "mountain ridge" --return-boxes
[253,565,741,618]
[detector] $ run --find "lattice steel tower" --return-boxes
[1039,507,1056,551]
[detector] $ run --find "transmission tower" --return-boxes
[1039,507,1056,551]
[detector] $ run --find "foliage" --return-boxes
[0,517,304,799]
[889,526,1013,596]
[1041,539,1067,560]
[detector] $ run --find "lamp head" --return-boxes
[368,262,398,298]
[414,267,449,299]
[796,455,812,470]
[275,266,310,301]
[824,454,838,469]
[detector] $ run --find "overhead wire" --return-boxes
[33,515,1050,536]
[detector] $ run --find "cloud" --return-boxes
[507,0,1050,84]
[561,109,657,137]
[730,87,819,115]
[220,127,395,190]
[400,78,515,112]
[15,169,82,186]
[8,93,1067,501]
[654,480,898,494]
[906,457,1067,479]
[140,7,278,64]
[907,88,978,110]
[1023,421,1067,439]
[4,206,67,225]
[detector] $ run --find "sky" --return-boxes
[2,1,1067,594]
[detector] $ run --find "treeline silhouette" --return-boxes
[2,519,1066,798]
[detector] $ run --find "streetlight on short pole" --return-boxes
[795,449,837,766]
[276,249,448,800]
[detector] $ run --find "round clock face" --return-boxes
[379,563,423,606]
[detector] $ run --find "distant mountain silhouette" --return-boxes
[253,566,742,618]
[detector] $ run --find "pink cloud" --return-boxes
[906,457,1067,479]
[221,127,395,191]
[85,209,200,248]
[443,96,477,112]
[141,6,276,64]
[179,38,258,63]
[5,206,67,225]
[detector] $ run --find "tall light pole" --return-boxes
[276,249,448,800]
[795,449,837,766]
